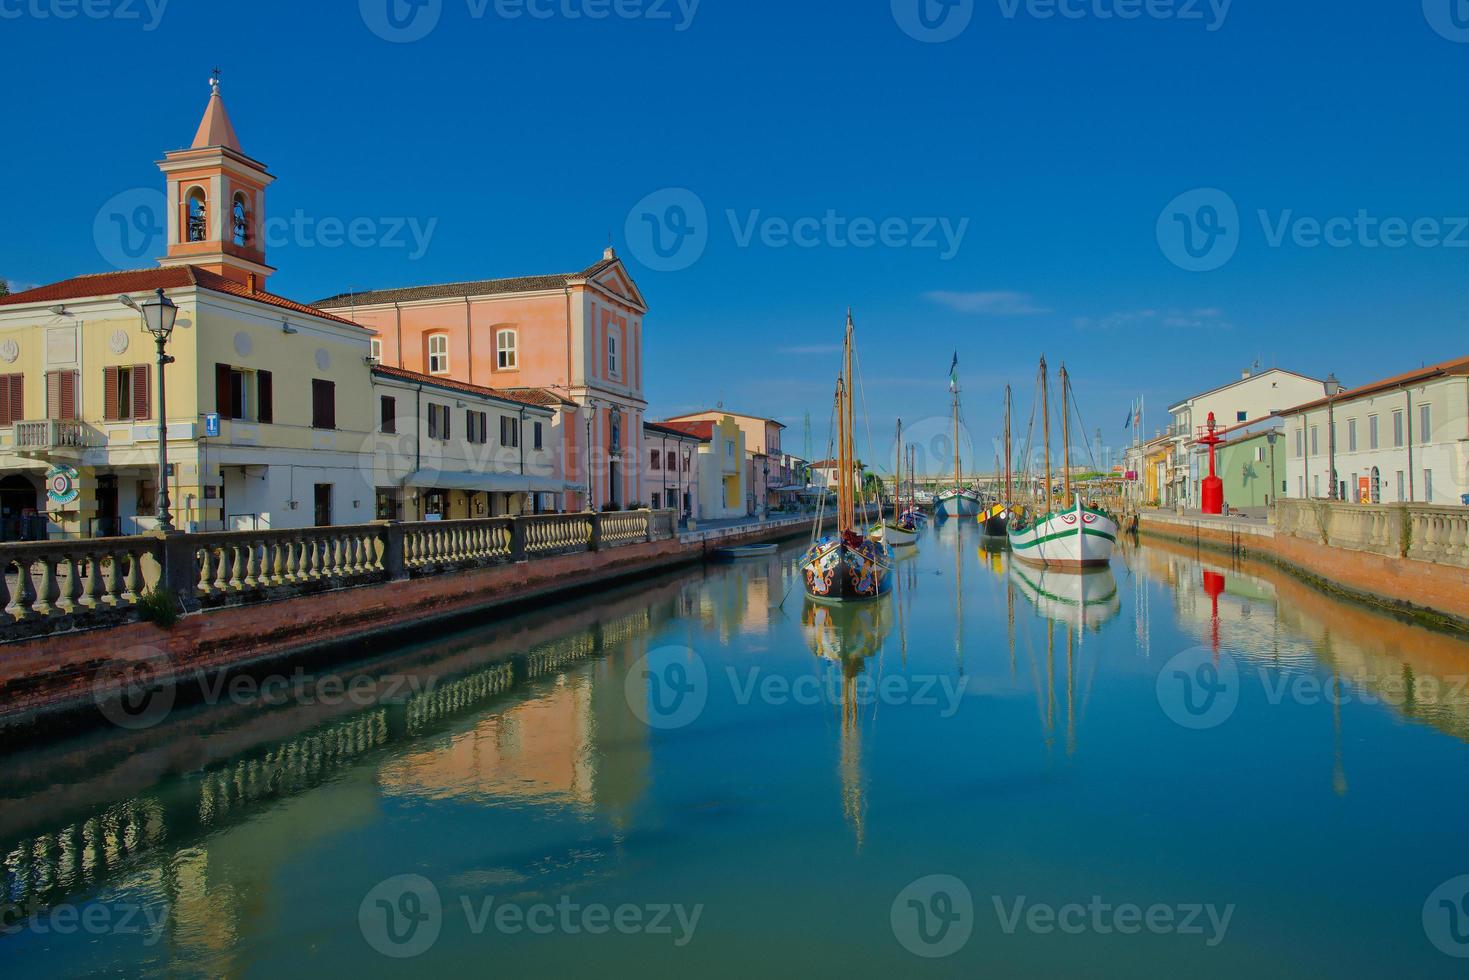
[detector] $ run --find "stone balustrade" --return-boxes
[0,510,677,641]
[1276,499,1469,567]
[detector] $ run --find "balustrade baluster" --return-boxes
[79,554,102,609]
[121,552,143,604]
[33,558,59,616]
[102,551,123,605]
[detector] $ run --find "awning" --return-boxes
[404,470,571,494]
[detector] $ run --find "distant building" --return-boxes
[1279,354,1469,505]
[1214,422,1287,511]
[644,421,706,520]
[1165,367,1328,507]
[661,410,798,512]
[652,416,747,519]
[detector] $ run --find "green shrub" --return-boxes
[137,588,180,628]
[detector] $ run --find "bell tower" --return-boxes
[157,73,276,288]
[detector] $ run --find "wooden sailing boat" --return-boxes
[1007,359,1118,568]
[979,384,1014,538]
[873,418,919,547]
[802,312,893,601]
[935,355,982,518]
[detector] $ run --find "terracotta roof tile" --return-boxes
[0,266,366,329]
[1279,354,1469,416]
[654,419,716,440]
[313,258,618,308]
[646,420,710,441]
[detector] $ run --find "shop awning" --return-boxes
[404,470,572,494]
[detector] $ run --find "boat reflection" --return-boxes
[801,597,894,851]
[1011,562,1122,632]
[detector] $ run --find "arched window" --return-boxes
[496,329,517,370]
[607,329,619,378]
[428,333,449,375]
[186,188,208,243]
[232,193,250,247]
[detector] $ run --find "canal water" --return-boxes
[5,522,1469,977]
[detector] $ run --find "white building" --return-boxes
[368,366,564,522]
[1165,367,1327,507]
[1280,355,1469,505]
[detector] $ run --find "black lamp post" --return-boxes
[1265,429,1279,508]
[140,288,178,531]
[1324,373,1342,501]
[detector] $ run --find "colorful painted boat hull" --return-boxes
[1007,500,1117,568]
[801,537,893,601]
[978,503,1011,537]
[935,490,982,518]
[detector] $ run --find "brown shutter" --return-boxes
[257,370,273,423]
[216,364,233,417]
[12,375,23,425]
[132,364,151,421]
[0,374,14,426]
[312,380,336,430]
[50,370,78,420]
[103,367,120,421]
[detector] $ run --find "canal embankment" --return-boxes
[0,510,814,736]
[1138,500,1469,631]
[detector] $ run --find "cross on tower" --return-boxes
[210,67,222,91]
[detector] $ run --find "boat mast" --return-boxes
[839,310,854,534]
[1060,364,1072,508]
[1040,357,1052,514]
[895,417,902,521]
[1004,385,1013,506]
[952,378,961,492]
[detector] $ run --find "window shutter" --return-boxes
[257,370,273,423]
[103,367,120,421]
[442,403,448,441]
[56,370,77,420]
[427,405,438,440]
[132,364,151,421]
[0,374,16,426]
[216,363,232,417]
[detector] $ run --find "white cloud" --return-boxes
[924,290,1050,316]
[1074,308,1229,331]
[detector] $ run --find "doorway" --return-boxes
[94,475,119,537]
[0,474,43,541]
[314,484,333,526]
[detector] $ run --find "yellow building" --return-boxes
[0,80,377,537]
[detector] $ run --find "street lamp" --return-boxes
[581,401,596,512]
[1265,429,1279,509]
[1324,373,1342,501]
[141,288,178,531]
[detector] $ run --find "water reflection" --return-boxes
[5,528,1469,976]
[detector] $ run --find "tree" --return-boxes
[0,279,10,298]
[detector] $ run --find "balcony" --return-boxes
[12,420,101,458]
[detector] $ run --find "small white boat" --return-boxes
[872,522,918,547]
[714,543,779,561]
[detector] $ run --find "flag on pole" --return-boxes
[1124,400,1134,431]
[948,353,959,392]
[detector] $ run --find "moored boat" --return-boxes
[802,311,893,602]
[872,419,920,548]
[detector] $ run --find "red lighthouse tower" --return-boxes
[1198,411,1225,515]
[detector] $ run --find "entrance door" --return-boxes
[0,475,42,541]
[95,476,119,537]
[608,462,621,509]
[314,484,333,526]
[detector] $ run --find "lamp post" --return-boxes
[582,401,596,512]
[1265,429,1279,510]
[141,288,178,531]
[1324,373,1342,501]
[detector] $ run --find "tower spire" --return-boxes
[192,71,242,152]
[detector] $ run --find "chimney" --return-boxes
[1241,368,1251,380]
[603,244,616,261]
[247,272,258,294]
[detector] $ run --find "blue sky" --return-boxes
[3,0,1467,473]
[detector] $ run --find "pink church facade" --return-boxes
[316,249,649,511]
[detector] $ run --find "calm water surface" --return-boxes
[5,522,1469,977]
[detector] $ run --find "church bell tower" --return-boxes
[156,73,276,288]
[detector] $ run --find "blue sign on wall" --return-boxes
[204,413,221,438]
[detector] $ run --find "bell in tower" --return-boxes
[156,72,277,288]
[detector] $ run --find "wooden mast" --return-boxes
[1040,357,1052,515]
[838,310,854,534]
[952,381,961,494]
[1060,364,1072,508]
[894,417,903,522]
[1004,385,1013,507]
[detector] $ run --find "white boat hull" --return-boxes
[872,523,919,547]
[1007,500,1117,568]
[1011,564,1121,630]
[935,490,982,518]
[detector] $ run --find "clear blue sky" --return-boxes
[3,0,1466,473]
